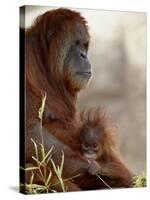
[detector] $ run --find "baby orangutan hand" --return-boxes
[88,160,101,175]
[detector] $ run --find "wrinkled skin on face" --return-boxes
[64,23,92,91]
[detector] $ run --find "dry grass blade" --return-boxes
[20,166,39,171]
[40,146,53,166]
[20,94,72,194]
[41,144,46,160]
[24,183,48,194]
[60,151,64,175]
[38,93,47,145]
[46,170,52,186]
[28,172,35,194]
[96,174,112,189]
[52,173,81,187]
[31,138,39,161]
[21,140,67,193]
[38,93,47,121]
[51,152,66,192]
[132,173,146,187]
[86,159,112,189]
[32,156,41,165]
[30,172,34,185]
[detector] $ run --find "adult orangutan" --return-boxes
[20,8,133,192]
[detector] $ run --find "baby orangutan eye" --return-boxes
[93,143,97,148]
[93,143,99,150]
[82,143,89,149]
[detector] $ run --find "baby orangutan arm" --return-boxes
[88,158,133,182]
[98,160,133,179]
[88,160,101,175]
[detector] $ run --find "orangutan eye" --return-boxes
[93,143,98,149]
[83,143,89,149]
[94,143,97,147]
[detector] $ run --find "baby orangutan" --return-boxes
[79,124,104,175]
[74,108,133,187]
[43,107,133,188]
[77,108,112,176]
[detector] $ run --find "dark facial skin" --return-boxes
[80,127,102,160]
[64,24,92,90]
[79,127,103,175]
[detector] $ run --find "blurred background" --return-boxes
[23,6,146,175]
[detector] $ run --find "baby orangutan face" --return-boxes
[79,127,103,160]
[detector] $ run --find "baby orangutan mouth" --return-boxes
[83,152,98,160]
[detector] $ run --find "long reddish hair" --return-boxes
[25,8,89,127]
